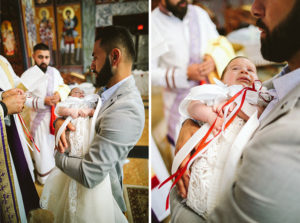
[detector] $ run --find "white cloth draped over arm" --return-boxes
[151,23,191,89]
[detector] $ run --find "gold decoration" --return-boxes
[39,7,50,20]
[63,7,75,20]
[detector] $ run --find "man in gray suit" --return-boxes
[171,0,300,222]
[54,26,145,212]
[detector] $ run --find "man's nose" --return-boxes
[251,0,265,18]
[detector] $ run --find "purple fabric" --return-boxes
[188,6,202,65]
[6,116,40,215]
[30,109,50,137]
[30,67,54,137]
[167,6,211,143]
[0,114,19,222]
[167,89,190,144]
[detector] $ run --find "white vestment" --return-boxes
[0,55,34,222]
[22,65,64,178]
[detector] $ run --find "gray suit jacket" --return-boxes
[55,75,145,212]
[171,72,300,222]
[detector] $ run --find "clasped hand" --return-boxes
[2,88,26,114]
[187,55,216,81]
[45,92,60,106]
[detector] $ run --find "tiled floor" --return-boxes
[124,158,148,186]
[124,97,149,187]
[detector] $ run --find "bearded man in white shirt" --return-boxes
[22,43,65,185]
[172,0,300,222]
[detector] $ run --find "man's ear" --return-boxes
[110,48,121,66]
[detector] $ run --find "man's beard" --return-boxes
[37,63,48,73]
[165,0,187,20]
[94,56,114,88]
[257,1,300,63]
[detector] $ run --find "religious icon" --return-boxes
[38,8,53,46]
[21,0,37,66]
[36,6,57,65]
[61,6,78,65]
[1,21,16,56]
[57,4,82,66]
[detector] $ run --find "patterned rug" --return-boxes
[124,185,148,223]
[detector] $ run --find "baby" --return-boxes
[56,87,95,119]
[55,87,98,157]
[41,85,126,222]
[178,56,272,217]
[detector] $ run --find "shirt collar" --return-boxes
[100,76,130,103]
[272,65,300,101]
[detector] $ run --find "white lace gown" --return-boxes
[179,80,262,218]
[186,117,244,217]
[40,95,127,223]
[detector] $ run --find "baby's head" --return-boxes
[221,56,258,87]
[69,87,85,98]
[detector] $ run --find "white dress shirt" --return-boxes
[101,76,131,104]
[260,66,300,120]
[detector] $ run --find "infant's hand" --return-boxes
[71,109,79,119]
[213,102,227,117]
[78,109,89,117]
[88,109,95,117]
[212,116,224,136]
[213,101,236,118]
[207,110,224,136]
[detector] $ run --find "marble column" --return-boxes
[82,0,96,73]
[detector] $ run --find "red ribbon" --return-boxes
[17,114,40,153]
[49,106,56,135]
[159,83,258,210]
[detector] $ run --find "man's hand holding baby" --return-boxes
[54,118,75,153]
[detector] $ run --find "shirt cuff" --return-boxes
[0,101,8,117]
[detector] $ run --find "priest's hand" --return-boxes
[53,92,61,103]
[54,118,75,153]
[45,93,60,106]
[175,119,200,198]
[187,64,207,81]
[2,94,26,114]
[2,88,24,98]
[197,54,216,77]
[187,55,216,81]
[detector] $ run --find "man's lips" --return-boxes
[178,2,187,7]
[258,27,267,38]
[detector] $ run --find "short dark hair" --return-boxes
[95,26,135,62]
[221,56,250,80]
[33,43,49,52]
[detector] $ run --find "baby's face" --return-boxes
[222,58,258,87]
[70,88,85,98]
